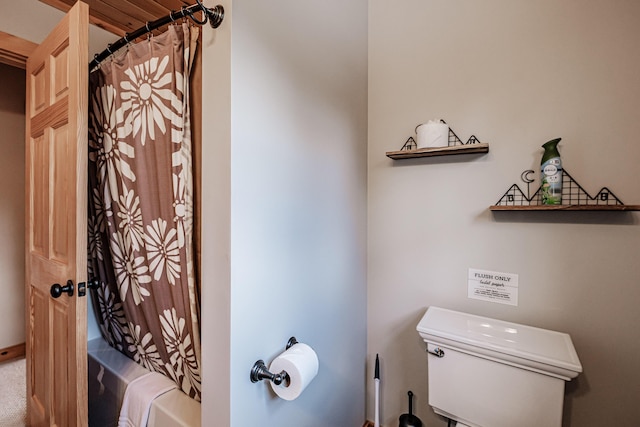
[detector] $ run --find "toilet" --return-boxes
[416,307,582,427]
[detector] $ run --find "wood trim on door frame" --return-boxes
[0,30,37,69]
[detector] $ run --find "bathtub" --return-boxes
[88,337,201,427]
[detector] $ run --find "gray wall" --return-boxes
[0,63,25,349]
[202,0,368,425]
[368,1,640,426]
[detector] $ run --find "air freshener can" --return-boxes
[540,138,563,205]
[541,157,562,204]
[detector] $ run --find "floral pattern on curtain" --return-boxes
[87,24,202,400]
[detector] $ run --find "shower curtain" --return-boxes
[87,23,202,400]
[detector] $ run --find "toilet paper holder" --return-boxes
[250,337,298,385]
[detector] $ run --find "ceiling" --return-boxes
[39,0,194,36]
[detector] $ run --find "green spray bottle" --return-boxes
[540,138,562,205]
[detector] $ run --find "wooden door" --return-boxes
[25,2,88,426]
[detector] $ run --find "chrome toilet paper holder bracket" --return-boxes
[427,347,445,358]
[250,336,298,385]
[250,360,289,385]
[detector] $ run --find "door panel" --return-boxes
[51,123,70,262]
[25,2,89,426]
[31,133,49,256]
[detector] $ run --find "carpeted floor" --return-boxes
[0,357,26,427]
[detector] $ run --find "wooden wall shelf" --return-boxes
[490,205,640,211]
[386,143,489,160]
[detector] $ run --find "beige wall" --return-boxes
[368,1,640,426]
[0,63,26,349]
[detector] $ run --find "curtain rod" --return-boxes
[90,1,224,70]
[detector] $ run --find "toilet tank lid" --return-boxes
[416,307,582,373]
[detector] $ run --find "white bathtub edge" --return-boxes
[88,337,201,427]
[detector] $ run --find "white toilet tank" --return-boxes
[416,307,582,427]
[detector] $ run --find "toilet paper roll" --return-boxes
[268,343,319,401]
[416,120,449,148]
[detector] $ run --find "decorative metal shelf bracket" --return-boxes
[399,119,483,152]
[494,168,625,207]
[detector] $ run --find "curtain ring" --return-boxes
[194,0,210,24]
[145,22,152,41]
[183,4,208,25]
[195,0,207,13]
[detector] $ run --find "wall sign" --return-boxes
[468,268,519,306]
